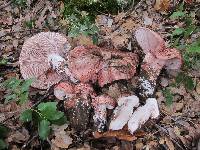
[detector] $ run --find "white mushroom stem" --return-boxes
[48,53,78,83]
[109,95,139,130]
[128,98,159,134]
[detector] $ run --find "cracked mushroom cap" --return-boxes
[19,32,71,89]
[68,45,138,87]
[135,27,182,71]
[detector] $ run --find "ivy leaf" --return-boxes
[170,11,185,20]
[187,38,200,53]
[21,79,33,93]
[3,78,21,89]
[172,28,184,36]
[184,76,195,90]
[19,91,29,105]
[184,25,196,38]
[163,89,173,107]
[0,139,7,150]
[38,120,50,140]
[176,73,195,90]
[37,102,64,121]
[4,94,17,103]
[20,109,32,122]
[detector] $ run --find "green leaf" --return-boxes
[37,102,64,121]
[187,39,200,53]
[38,120,50,140]
[0,139,7,150]
[175,73,195,90]
[184,76,195,90]
[170,11,185,20]
[0,125,9,138]
[20,109,32,122]
[51,115,68,125]
[184,25,196,38]
[18,91,29,105]
[0,58,8,66]
[21,79,33,93]
[3,78,21,89]
[172,28,184,36]
[163,89,173,107]
[4,94,17,103]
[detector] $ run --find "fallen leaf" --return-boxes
[154,0,170,11]
[93,130,137,141]
[51,124,72,149]
[7,128,30,143]
[165,137,175,150]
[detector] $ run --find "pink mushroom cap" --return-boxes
[135,27,182,71]
[68,45,138,87]
[19,32,71,89]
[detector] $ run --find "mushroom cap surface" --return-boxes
[92,94,116,109]
[68,45,138,87]
[19,32,71,89]
[135,27,182,70]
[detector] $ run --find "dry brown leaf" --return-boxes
[121,19,136,31]
[93,130,137,141]
[165,137,175,150]
[51,124,73,149]
[154,0,170,11]
[75,35,93,46]
[135,141,144,150]
[7,128,30,143]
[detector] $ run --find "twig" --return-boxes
[21,133,38,150]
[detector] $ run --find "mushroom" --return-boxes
[109,95,139,131]
[68,45,138,87]
[64,96,91,131]
[127,98,159,134]
[97,49,138,87]
[54,81,75,100]
[92,94,116,132]
[135,27,182,98]
[19,32,76,89]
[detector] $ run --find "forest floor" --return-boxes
[0,0,200,150]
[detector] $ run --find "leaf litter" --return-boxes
[0,0,200,149]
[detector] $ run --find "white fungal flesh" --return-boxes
[128,98,159,134]
[48,53,66,71]
[109,95,139,130]
[54,88,74,100]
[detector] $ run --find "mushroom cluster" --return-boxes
[19,27,182,135]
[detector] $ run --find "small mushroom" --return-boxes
[54,81,75,100]
[54,81,95,131]
[109,95,139,131]
[128,98,159,134]
[92,94,116,132]
[135,27,182,98]
[19,32,76,89]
